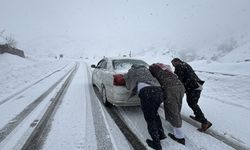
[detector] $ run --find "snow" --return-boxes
[182,71,250,145]
[0,53,70,103]
[42,63,96,150]
[86,47,250,149]
[0,59,74,129]
[118,106,234,150]
[42,62,132,150]
[124,52,250,149]
[0,53,250,149]
[1,0,250,149]
[191,61,250,76]
[0,70,72,149]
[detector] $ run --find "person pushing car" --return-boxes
[124,64,166,150]
[171,58,212,132]
[149,63,186,145]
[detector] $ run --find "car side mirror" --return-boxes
[91,64,96,68]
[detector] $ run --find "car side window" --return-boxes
[96,60,104,68]
[101,60,107,69]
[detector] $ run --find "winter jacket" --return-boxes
[124,64,160,98]
[174,62,205,92]
[149,63,183,90]
[149,63,185,127]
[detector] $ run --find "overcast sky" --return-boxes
[1,0,250,57]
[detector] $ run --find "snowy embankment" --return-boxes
[180,70,250,147]
[0,54,69,102]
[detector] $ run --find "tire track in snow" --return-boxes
[91,86,146,150]
[203,94,250,111]
[86,63,115,150]
[89,94,115,150]
[0,65,74,143]
[87,63,144,150]
[195,70,250,77]
[0,64,69,106]
[21,63,78,150]
[107,107,146,150]
[118,106,201,150]
[37,62,97,150]
[196,70,250,110]
[181,114,250,150]
[159,105,249,149]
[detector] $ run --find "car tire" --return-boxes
[102,86,111,107]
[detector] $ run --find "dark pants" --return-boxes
[186,90,207,123]
[138,86,164,142]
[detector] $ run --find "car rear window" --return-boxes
[112,59,148,70]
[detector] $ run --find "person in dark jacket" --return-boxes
[171,58,212,132]
[149,63,185,145]
[124,64,166,150]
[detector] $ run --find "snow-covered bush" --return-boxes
[0,30,17,48]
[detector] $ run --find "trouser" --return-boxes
[186,90,208,123]
[138,86,164,142]
[163,85,185,128]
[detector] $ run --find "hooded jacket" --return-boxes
[174,62,205,92]
[124,64,160,98]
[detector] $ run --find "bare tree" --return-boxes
[5,35,17,47]
[0,30,17,47]
[0,30,5,36]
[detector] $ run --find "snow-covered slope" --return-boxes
[0,54,69,102]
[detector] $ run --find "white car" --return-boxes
[91,57,148,106]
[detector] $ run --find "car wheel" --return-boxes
[102,86,111,107]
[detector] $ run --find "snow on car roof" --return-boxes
[105,57,143,60]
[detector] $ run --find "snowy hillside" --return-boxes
[0,54,69,102]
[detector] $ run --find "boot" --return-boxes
[190,115,203,123]
[168,133,185,145]
[159,133,167,140]
[146,139,162,150]
[198,121,212,132]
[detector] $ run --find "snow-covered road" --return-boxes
[0,61,250,150]
[41,62,132,150]
[41,62,250,150]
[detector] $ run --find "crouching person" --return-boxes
[149,63,186,145]
[124,64,166,150]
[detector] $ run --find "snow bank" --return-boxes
[0,53,69,101]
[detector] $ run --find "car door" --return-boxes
[98,59,108,88]
[93,59,105,90]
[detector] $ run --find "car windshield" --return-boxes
[112,59,148,71]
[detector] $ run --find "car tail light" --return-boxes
[113,74,125,86]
